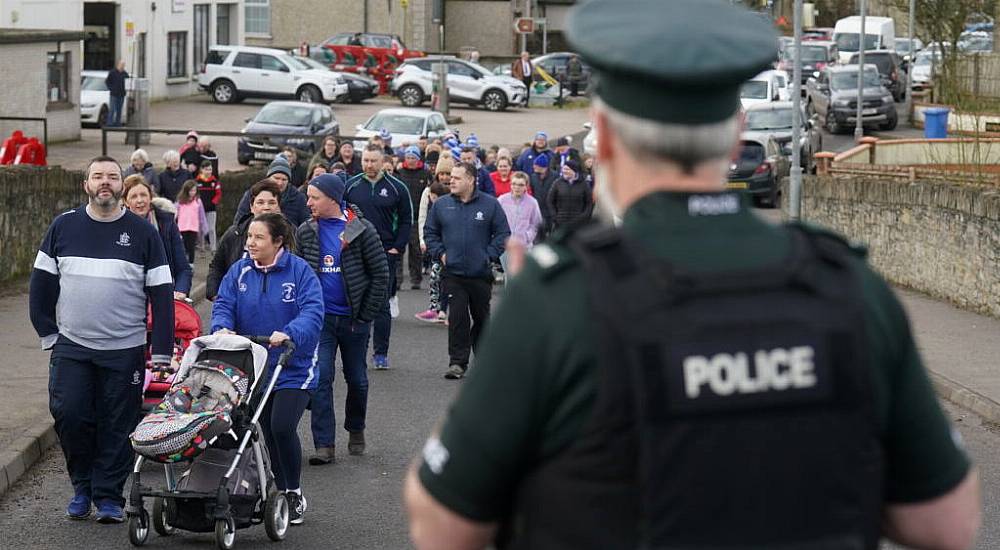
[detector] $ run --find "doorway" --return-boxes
[84,2,117,71]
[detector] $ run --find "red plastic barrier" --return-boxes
[0,130,28,165]
[13,138,46,166]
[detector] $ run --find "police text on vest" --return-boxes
[683,347,817,398]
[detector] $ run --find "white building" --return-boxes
[1,0,245,100]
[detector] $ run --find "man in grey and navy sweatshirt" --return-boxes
[29,156,175,524]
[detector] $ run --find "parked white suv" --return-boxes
[390,56,526,112]
[198,45,348,104]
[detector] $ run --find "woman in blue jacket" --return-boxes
[211,212,323,526]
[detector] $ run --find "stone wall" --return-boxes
[0,166,266,286]
[785,176,1000,318]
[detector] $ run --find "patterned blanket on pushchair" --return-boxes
[131,359,250,463]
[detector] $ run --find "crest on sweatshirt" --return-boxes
[282,282,296,303]
[474,211,484,221]
[115,232,131,247]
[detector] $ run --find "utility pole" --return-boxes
[905,0,915,119]
[854,0,866,142]
[789,0,803,221]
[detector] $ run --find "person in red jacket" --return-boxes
[489,156,527,197]
[195,159,222,253]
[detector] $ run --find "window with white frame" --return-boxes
[245,0,270,36]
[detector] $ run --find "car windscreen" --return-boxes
[281,55,311,71]
[364,113,424,135]
[737,142,765,164]
[914,52,940,66]
[741,80,769,99]
[849,54,893,74]
[834,33,880,52]
[745,108,794,131]
[81,76,108,91]
[255,105,315,126]
[831,70,881,90]
[784,46,828,62]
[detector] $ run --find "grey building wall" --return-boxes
[247,0,422,50]
[444,0,514,56]
[0,40,81,143]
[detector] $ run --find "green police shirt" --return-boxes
[418,191,971,522]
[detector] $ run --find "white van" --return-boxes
[833,16,895,64]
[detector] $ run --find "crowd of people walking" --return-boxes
[28,123,596,526]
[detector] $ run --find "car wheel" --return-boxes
[482,89,508,112]
[881,115,898,131]
[97,106,108,128]
[398,84,424,107]
[805,100,815,118]
[237,154,251,166]
[297,84,322,103]
[211,80,238,104]
[825,112,840,135]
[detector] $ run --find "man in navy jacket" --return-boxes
[424,161,510,380]
[344,144,413,370]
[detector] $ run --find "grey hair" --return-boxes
[593,97,738,172]
[162,149,180,164]
[130,149,149,163]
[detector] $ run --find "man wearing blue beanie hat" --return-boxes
[298,173,389,464]
[516,130,551,172]
[397,145,431,289]
[530,151,557,237]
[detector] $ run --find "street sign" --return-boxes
[401,0,409,7]
[514,17,534,34]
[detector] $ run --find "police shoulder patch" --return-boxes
[531,243,577,281]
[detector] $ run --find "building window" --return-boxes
[47,51,70,104]
[136,33,147,78]
[193,5,210,72]
[245,0,270,36]
[168,31,187,78]
[216,3,231,45]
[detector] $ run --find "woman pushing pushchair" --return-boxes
[211,212,324,525]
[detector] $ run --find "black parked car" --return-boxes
[300,50,379,103]
[727,137,791,208]
[237,101,339,165]
[848,50,905,101]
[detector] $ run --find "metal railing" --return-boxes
[0,116,48,150]
[100,126,369,157]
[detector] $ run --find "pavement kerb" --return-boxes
[929,371,1000,425]
[0,280,208,499]
[0,278,997,497]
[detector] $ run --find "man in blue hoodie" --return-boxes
[344,144,414,370]
[424,161,510,380]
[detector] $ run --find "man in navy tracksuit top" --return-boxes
[424,161,510,380]
[344,144,413,370]
[29,156,174,523]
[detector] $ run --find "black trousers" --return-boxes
[407,227,423,286]
[443,275,492,367]
[522,77,532,104]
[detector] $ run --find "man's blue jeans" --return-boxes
[372,251,398,356]
[107,94,125,127]
[310,314,372,449]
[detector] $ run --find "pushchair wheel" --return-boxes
[264,489,289,541]
[127,508,149,546]
[152,497,175,536]
[215,516,236,550]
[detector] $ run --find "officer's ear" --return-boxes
[592,109,615,166]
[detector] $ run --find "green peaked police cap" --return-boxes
[567,0,779,124]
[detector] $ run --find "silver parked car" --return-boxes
[742,102,823,174]
[390,56,526,111]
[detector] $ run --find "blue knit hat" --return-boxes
[465,133,480,149]
[450,148,462,162]
[378,128,392,142]
[267,156,292,179]
[404,145,421,159]
[533,153,550,168]
[308,173,347,204]
[444,137,460,150]
[534,131,548,141]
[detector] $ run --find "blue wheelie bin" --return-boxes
[924,107,950,138]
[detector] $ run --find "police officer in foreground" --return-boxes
[404,1,981,549]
